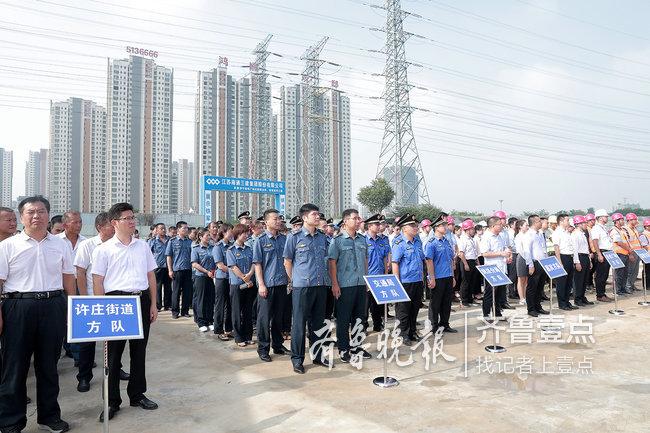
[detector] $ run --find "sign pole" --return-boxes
[103,341,109,433]
[640,264,650,306]
[609,267,625,315]
[485,281,505,353]
[373,304,398,388]
[548,278,554,315]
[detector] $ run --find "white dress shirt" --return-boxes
[524,228,547,266]
[74,235,103,295]
[552,227,575,256]
[515,233,529,264]
[57,232,87,256]
[92,235,157,293]
[591,223,613,251]
[480,232,507,273]
[458,233,479,260]
[508,228,517,253]
[572,229,590,263]
[0,232,74,293]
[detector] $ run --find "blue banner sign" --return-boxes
[364,274,411,305]
[539,256,568,279]
[476,264,513,287]
[67,296,144,343]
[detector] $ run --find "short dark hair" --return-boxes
[507,217,518,226]
[62,211,81,223]
[176,220,188,229]
[299,203,319,217]
[231,223,250,239]
[540,216,548,221]
[557,213,569,223]
[108,202,134,221]
[18,195,50,214]
[168,225,176,230]
[50,214,63,225]
[528,214,540,226]
[196,228,208,239]
[263,208,279,220]
[95,212,110,229]
[217,223,233,242]
[154,223,165,229]
[487,216,500,228]
[342,208,359,220]
[0,207,14,214]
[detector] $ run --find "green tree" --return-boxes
[394,203,443,222]
[357,178,395,214]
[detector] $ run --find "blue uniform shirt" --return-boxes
[191,244,216,278]
[252,230,288,287]
[328,231,368,288]
[425,235,454,279]
[324,233,333,286]
[212,240,232,279]
[391,236,425,283]
[148,236,169,269]
[226,243,254,286]
[165,236,193,271]
[366,233,389,275]
[283,227,329,288]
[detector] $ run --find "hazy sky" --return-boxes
[1,0,649,214]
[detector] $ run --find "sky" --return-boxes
[1,0,650,215]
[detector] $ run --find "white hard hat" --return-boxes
[594,209,609,218]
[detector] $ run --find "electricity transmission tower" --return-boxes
[375,0,430,207]
[298,37,332,213]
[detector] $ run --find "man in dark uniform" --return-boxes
[363,214,390,332]
[165,221,193,319]
[148,223,171,311]
[238,211,252,227]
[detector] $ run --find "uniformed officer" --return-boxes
[425,214,457,333]
[226,224,256,347]
[364,214,390,332]
[289,215,303,233]
[191,228,216,332]
[212,224,234,341]
[0,207,17,242]
[238,211,252,227]
[283,203,331,374]
[148,223,171,311]
[391,213,425,346]
[92,202,159,422]
[328,209,370,363]
[253,209,291,362]
[74,212,115,393]
[165,221,193,319]
[0,196,75,433]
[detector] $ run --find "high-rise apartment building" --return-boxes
[0,148,12,207]
[25,149,49,197]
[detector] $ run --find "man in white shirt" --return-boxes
[494,211,514,310]
[590,209,614,302]
[571,215,593,306]
[0,196,76,433]
[73,212,114,394]
[479,217,511,320]
[524,215,550,317]
[552,214,578,310]
[0,207,17,242]
[458,219,480,307]
[92,203,158,422]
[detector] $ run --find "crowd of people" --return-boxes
[0,197,649,432]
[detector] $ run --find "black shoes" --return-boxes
[541,295,550,301]
[273,346,291,356]
[442,326,458,333]
[99,407,119,422]
[536,308,550,315]
[130,397,158,410]
[313,357,334,369]
[339,351,351,363]
[37,419,69,433]
[259,353,272,362]
[1,425,24,433]
[501,303,515,310]
[119,369,130,381]
[77,379,90,393]
[528,311,539,317]
[352,347,372,359]
[293,364,305,374]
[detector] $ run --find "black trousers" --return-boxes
[507,253,519,298]
[428,277,453,329]
[325,285,335,320]
[460,259,480,304]
[556,254,575,308]
[573,253,590,302]
[256,285,288,355]
[0,295,66,429]
[364,290,383,331]
[526,262,546,313]
[193,276,215,327]
[395,281,423,339]
[335,285,366,353]
[171,269,193,315]
[154,268,172,310]
[290,286,327,367]
[230,284,256,343]
[213,278,232,334]
[453,257,462,293]
[482,280,504,317]
[76,342,96,382]
[595,253,611,297]
[282,292,292,333]
[107,292,151,408]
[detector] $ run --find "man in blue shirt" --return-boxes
[328,209,369,363]
[283,203,331,374]
[253,209,291,363]
[165,221,193,319]
[425,214,457,333]
[391,213,425,346]
[364,214,390,332]
[149,222,171,311]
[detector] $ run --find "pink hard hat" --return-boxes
[446,216,455,224]
[626,212,638,221]
[585,213,595,222]
[573,215,586,225]
[611,212,624,221]
[420,219,432,228]
[461,219,475,230]
[643,218,650,227]
[493,210,507,219]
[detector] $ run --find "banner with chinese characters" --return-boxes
[538,256,568,279]
[364,274,411,305]
[67,296,144,343]
[602,251,625,269]
[476,264,512,287]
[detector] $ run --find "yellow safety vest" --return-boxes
[611,226,630,255]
